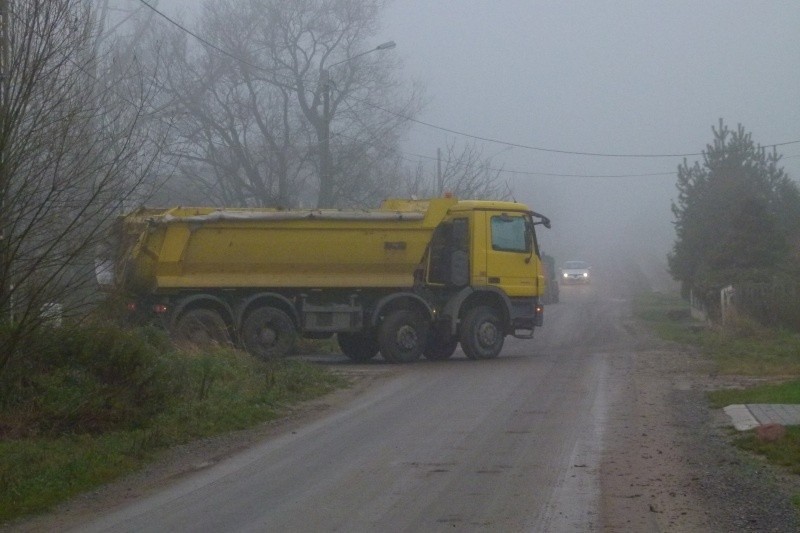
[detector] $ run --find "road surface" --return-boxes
[54,273,639,531]
[22,262,800,532]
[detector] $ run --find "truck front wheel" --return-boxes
[337,332,379,362]
[460,306,504,360]
[241,307,296,360]
[173,308,231,348]
[378,309,428,363]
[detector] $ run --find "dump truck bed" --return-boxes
[115,198,458,293]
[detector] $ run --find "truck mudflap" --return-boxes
[510,301,543,339]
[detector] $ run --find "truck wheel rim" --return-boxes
[259,328,277,345]
[477,322,499,347]
[397,325,418,350]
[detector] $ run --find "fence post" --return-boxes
[720,285,735,326]
[690,289,707,322]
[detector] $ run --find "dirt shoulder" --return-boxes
[600,326,800,532]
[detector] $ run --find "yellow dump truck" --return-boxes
[100,196,550,362]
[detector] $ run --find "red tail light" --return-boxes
[126,302,137,313]
[152,304,168,314]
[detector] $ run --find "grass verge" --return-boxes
[633,291,800,376]
[634,291,800,496]
[632,291,703,345]
[731,427,800,476]
[0,325,346,523]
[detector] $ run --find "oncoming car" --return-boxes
[560,260,591,284]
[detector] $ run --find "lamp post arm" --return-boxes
[327,40,396,70]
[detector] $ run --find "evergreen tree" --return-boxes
[668,120,800,307]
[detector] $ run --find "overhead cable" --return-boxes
[135,0,800,161]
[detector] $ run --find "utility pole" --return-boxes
[318,41,395,208]
[0,0,9,323]
[436,147,442,195]
[319,69,332,208]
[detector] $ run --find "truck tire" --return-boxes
[460,305,504,360]
[241,307,296,360]
[173,308,231,348]
[378,309,428,363]
[337,332,379,362]
[423,332,458,360]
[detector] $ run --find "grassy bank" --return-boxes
[633,291,800,377]
[0,324,345,523]
[634,291,800,490]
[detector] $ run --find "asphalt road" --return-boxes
[60,274,645,533]
[16,256,798,533]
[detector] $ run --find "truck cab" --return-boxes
[421,202,548,359]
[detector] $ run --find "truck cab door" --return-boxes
[484,213,538,297]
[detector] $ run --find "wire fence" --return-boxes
[729,281,800,332]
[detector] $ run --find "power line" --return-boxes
[353,97,800,159]
[399,150,675,178]
[329,125,678,179]
[136,0,271,77]
[333,100,795,179]
[135,0,800,161]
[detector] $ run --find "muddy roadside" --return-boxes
[600,326,800,532]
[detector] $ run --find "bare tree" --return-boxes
[403,140,513,200]
[153,0,421,209]
[275,0,421,208]
[0,0,167,373]
[143,1,310,208]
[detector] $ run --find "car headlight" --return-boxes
[562,273,568,278]
[583,272,588,277]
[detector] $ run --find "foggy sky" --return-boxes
[383,1,800,287]
[156,0,800,288]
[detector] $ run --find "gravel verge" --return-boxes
[600,328,800,532]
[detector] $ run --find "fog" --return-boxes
[154,0,800,290]
[383,0,800,290]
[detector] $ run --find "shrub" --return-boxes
[0,323,183,438]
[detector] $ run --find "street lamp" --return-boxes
[319,41,396,207]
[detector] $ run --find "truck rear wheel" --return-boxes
[337,332,379,362]
[173,308,231,349]
[378,309,428,363]
[460,306,504,360]
[241,307,296,360]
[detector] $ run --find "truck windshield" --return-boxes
[491,215,529,253]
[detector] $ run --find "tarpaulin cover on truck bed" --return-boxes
[158,210,425,223]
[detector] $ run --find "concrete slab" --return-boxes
[747,404,800,425]
[724,404,800,431]
[724,404,760,431]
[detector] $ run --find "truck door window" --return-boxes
[491,215,529,253]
